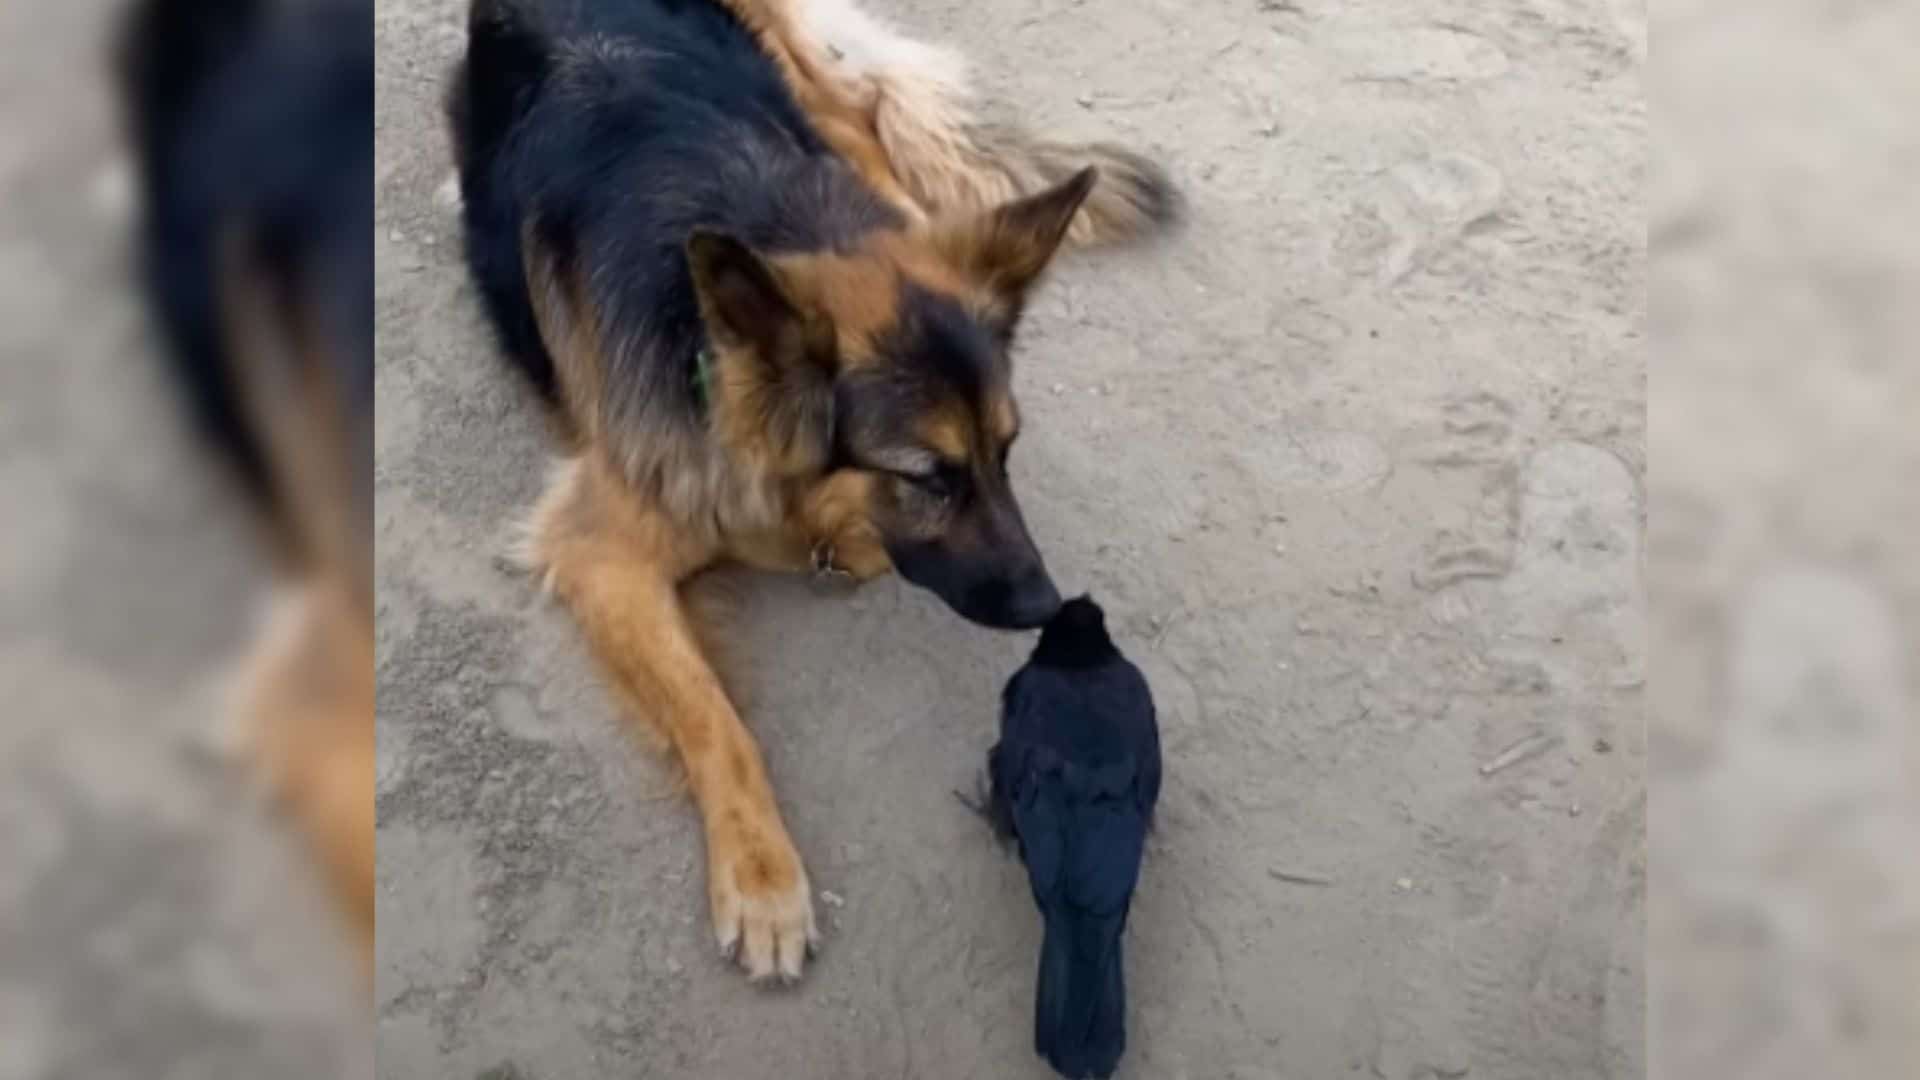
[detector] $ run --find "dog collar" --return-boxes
[691,345,715,411]
[809,540,852,583]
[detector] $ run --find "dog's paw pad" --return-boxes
[708,835,817,983]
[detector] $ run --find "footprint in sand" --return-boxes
[1334,153,1507,286]
[1260,430,1393,493]
[1498,441,1642,692]
[1332,25,1511,83]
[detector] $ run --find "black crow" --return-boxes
[987,596,1160,1079]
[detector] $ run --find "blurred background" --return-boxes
[3,0,1917,1076]
[1651,0,1920,1076]
[0,2,367,1078]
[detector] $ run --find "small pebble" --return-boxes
[1395,877,1414,892]
[820,889,846,909]
[90,159,133,220]
[1593,738,1613,754]
[434,172,463,209]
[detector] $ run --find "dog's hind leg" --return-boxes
[522,455,820,982]
[710,0,925,219]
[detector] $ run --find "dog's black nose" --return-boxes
[1002,571,1063,630]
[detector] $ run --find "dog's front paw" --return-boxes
[829,534,892,581]
[707,822,819,983]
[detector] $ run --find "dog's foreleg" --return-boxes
[227,577,374,982]
[526,456,819,982]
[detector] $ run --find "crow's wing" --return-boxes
[1063,764,1150,917]
[1007,747,1149,916]
[998,653,1158,903]
[1082,657,1161,818]
[999,662,1062,742]
[1001,742,1068,905]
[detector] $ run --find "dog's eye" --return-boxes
[903,468,958,501]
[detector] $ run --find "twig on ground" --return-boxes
[1268,867,1336,887]
[1479,731,1561,777]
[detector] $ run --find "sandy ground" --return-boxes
[373,0,1650,1077]
[0,4,368,1078]
[1649,1,1920,1075]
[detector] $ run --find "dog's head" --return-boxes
[689,169,1097,629]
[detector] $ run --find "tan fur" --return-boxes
[865,227,988,305]
[766,248,907,365]
[522,453,819,980]
[987,393,1020,446]
[708,0,925,219]
[721,472,892,581]
[522,225,603,446]
[917,408,972,462]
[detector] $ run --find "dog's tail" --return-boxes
[795,0,1180,249]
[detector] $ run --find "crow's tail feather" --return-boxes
[1034,908,1127,1079]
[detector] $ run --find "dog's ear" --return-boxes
[934,167,1096,313]
[687,230,811,363]
[685,230,835,475]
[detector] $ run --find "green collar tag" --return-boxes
[692,345,715,410]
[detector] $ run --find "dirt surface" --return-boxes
[375,1,1645,1077]
[1650,1,1920,1075]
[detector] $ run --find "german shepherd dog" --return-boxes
[116,0,374,973]
[449,0,1175,981]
